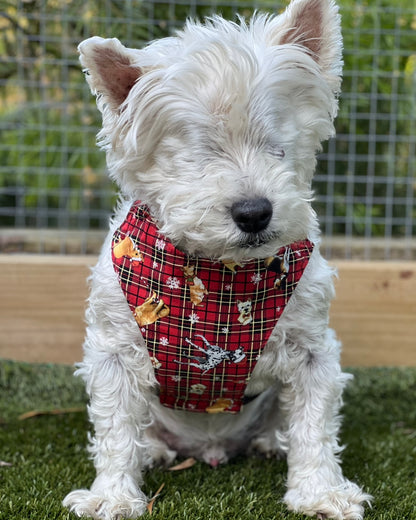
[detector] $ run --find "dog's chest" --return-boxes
[112,202,313,414]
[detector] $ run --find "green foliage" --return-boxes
[0,361,416,519]
[0,0,415,236]
[314,0,416,237]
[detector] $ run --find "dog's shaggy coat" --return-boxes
[63,0,371,518]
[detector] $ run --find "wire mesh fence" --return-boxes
[0,0,415,259]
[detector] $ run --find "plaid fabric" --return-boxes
[112,202,314,414]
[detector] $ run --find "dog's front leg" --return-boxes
[64,348,150,519]
[281,332,371,520]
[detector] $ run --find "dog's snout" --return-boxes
[231,198,273,233]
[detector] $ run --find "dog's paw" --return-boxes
[249,432,285,459]
[63,488,148,520]
[284,480,372,520]
[145,445,177,469]
[142,434,178,469]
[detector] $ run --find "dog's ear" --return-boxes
[78,37,143,111]
[271,0,342,92]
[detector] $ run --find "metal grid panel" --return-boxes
[316,3,416,259]
[0,0,415,258]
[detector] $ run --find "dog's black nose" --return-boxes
[231,198,273,233]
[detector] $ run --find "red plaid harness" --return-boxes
[112,202,314,414]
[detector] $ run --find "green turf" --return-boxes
[1,361,415,519]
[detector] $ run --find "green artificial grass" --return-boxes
[1,361,415,520]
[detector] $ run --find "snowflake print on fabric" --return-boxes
[111,202,314,414]
[166,276,181,290]
[188,312,200,324]
[155,238,166,250]
[250,272,262,285]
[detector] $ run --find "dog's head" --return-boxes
[79,0,342,261]
[237,299,252,314]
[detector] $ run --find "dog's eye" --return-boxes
[268,145,285,159]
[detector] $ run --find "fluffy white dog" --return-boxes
[63,0,371,518]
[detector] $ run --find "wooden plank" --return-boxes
[0,255,415,366]
[333,261,416,366]
[0,255,95,364]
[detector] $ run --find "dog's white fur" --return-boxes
[63,1,371,518]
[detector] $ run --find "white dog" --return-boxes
[63,0,371,518]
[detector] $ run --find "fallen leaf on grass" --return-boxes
[146,483,165,515]
[0,461,12,467]
[18,407,85,420]
[168,457,197,471]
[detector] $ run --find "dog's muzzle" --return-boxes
[231,197,273,234]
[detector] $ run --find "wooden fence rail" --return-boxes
[1,255,415,366]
